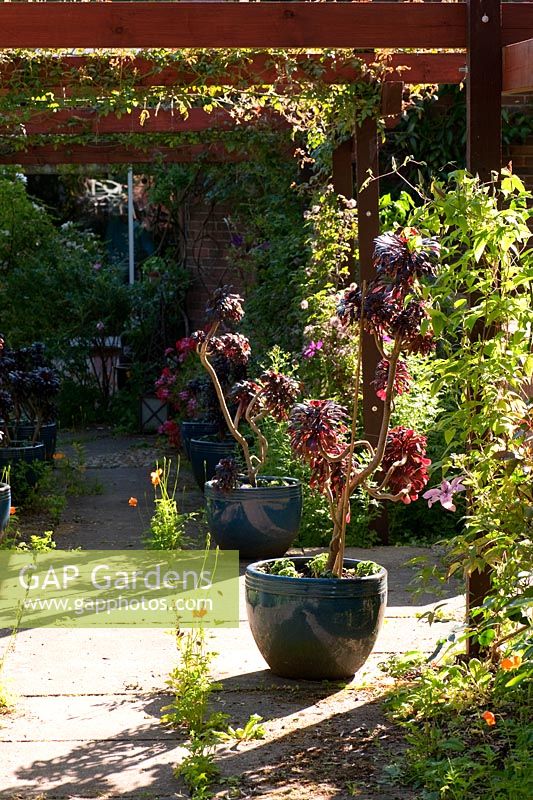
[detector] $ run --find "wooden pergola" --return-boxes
[1,1,532,639]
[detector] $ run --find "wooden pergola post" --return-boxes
[466,0,502,654]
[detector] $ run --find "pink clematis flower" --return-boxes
[423,476,466,512]
[302,340,324,359]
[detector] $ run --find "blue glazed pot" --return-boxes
[14,421,57,461]
[0,482,11,531]
[180,421,219,460]
[245,556,387,680]
[189,437,236,490]
[205,476,302,559]
[0,441,46,503]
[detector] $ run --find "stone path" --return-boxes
[0,429,465,800]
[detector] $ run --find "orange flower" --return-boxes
[500,655,522,671]
[150,468,163,486]
[482,711,496,727]
[128,497,138,508]
[9,506,16,516]
[52,452,65,461]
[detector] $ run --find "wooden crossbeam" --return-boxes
[0,53,467,89]
[0,108,289,136]
[0,142,268,166]
[0,3,470,49]
[503,38,533,93]
[0,3,530,50]
[0,78,401,137]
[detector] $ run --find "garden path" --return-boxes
[0,429,464,800]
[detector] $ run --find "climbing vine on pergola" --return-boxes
[1,1,532,648]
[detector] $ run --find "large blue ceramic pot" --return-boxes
[205,476,302,559]
[0,482,11,530]
[180,421,218,460]
[0,441,46,503]
[13,421,57,461]
[188,437,236,491]
[245,556,387,680]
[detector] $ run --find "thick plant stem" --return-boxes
[198,327,256,486]
[328,290,365,576]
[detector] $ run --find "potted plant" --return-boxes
[245,228,439,679]
[155,336,224,463]
[0,463,11,532]
[0,340,48,482]
[0,341,59,461]
[193,286,303,558]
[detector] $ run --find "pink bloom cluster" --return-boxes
[158,419,181,448]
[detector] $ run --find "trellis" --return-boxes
[1,1,532,645]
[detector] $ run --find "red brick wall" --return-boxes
[184,202,250,330]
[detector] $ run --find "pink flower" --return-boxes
[303,340,324,359]
[423,476,466,512]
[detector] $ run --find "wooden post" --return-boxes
[355,117,388,544]
[466,0,502,655]
[332,138,356,281]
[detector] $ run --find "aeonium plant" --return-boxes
[0,338,60,444]
[288,228,440,577]
[194,286,300,488]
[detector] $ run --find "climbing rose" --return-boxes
[381,426,431,503]
[372,359,412,401]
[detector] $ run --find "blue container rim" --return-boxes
[246,555,387,585]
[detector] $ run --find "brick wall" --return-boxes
[184,202,250,330]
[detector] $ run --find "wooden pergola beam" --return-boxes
[0,108,289,136]
[0,3,530,49]
[0,142,267,166]
[0,3,467,49]
[503,38,533,93]
[0,53,467,89]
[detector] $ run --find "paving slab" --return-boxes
[0,430,465,800]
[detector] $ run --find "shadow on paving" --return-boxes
[0,683,411,800]
[0,692,188,800]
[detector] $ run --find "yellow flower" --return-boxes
[150,468,163,486]
[128,497,138,508]
[53,452,65,461]
[482,711,496,727]
[500,655,522,671]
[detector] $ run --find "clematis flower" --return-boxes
[302,340,323,359]
[128,497,138,508]
[482,711,496,727]
[423,476,466,512]
[500,655,522,671]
